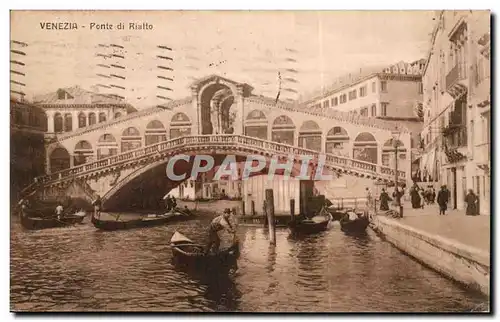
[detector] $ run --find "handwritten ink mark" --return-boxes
[275,71,282,104]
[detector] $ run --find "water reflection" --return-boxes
[10,215,486,312]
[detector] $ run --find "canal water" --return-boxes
[10,213,486,312]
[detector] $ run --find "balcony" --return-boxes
[446,63,467,98]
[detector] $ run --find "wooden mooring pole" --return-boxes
[251,200,256,216]
[265,189,276,245]
[290,199,295,223]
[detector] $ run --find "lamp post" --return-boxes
[391,130,403,217]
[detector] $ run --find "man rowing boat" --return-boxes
[205,208,236,254]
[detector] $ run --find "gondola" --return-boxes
[339,212,371,234]
[170,231,240,269]
[20,208,86,230]
[288,215,331,234]
[91,208,195,231]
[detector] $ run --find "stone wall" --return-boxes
[371,216,490,296]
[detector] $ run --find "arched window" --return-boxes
[271,115,295,145]
[325,126,350,154]
[54,113,63,133]
[145,120,167,146]
[382,139,406,168]
[98,112,107,123]
[97,133,118,160]
[88,112,96,126]
[353,132,378,164]
[170,113,192,139]
[121,127,142,152]
[244,110,268,140]
[74,140,93,166]
[78,112,87,128]
[49,147,70,173]
[114,112,122,119]
[298,120,322,152]
[64,113,73,132]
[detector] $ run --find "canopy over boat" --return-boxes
[171,231,194,245]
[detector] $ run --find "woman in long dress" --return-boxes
[465,189,479,216]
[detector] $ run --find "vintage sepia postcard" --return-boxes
[10,10,491,313]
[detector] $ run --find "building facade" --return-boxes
[33,86,136,134]
[10,98,47,204]
[420,10,490,214]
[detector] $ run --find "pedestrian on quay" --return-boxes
[431,187,436,204]
[465,189,479,216]
[419,188,425,209]
[437,185,450,215]
[379,188,392,211]
[410,183,421,209]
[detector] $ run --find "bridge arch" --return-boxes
[244,109,268,140]
[54,112,63,133]
[198,80,237,135]
[271,115,295,145]
[170,113,192,138]
[145,120,167,146]
[121,127,142,153]
[97,134,118,160]
[101,149,319,210]
[78,112,87,128]
[298,120,322,151]
[382,139,407,167]
[325,126,350,155]
[353,132,378,164]
[50,147,70,173]
[74,140,93,166]
[98,112,107,123]
[88,112,96,126]
[64,113,73,132]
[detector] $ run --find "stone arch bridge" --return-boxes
[27,75,412,211]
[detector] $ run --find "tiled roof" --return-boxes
[33,86,136,112]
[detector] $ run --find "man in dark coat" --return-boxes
[410,183,421,209]
[379,188,392,211]
[437,185,450,215]
[465,189,479,216]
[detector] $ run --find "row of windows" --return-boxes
[11,108,48,131]
[314,80,388,109]
[351,102,388,117]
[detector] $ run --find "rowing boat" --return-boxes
[20,209,86,230]
[170,231,239,270]
[91,209,195,231]
[339,212,370,234]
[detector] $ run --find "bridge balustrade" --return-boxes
[35,134,407,188]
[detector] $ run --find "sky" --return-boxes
[10,10,436,109]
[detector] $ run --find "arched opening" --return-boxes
[353,132,378,164]
[88,112,96,126]
[170,113,192,139]
[382,139,406,168]
[199,83,234,134]
[121,127,142,152]
[325,126,350,155]
[78,112,87,128]
[98,112,107,123]
[219,96,235,133]
[245,110,268,140]
[271,115,295,145]
[64,113,73,132]
[49,147,70,173]
[298,120,322,151]
[54,113,63,133]
[145,120,167,146]
[115,112,122,119]
[97,134,118,160]
[74,140,93,166]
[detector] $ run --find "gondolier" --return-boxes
[205,208,236,254]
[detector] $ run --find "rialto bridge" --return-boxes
[27,75,414,212]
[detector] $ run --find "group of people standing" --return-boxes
[409,184,437,209]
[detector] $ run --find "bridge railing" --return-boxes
[36,134,407,186]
